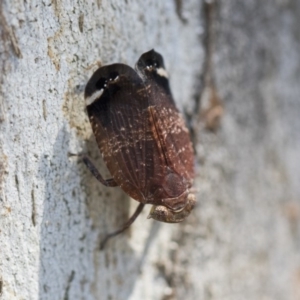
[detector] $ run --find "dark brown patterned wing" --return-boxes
[84,63,165,203]
[136,50,195,187]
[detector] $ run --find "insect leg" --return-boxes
[100,203,145,249]
[81,155,118,187]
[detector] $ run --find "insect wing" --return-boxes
[85,64,164,202]
[136,50,195,186]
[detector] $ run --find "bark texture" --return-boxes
[0,1,300,300]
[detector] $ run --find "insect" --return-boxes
[84,50,195,248]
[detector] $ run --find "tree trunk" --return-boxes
[1,1,300,299]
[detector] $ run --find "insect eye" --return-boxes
[110,71,119,80]
[95,77,107,90]
[146,59,159,69]
[160,209,165,215]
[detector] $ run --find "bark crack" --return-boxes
[0,6,22,58]
[63,271,75,300]
[198,0,223,132]
[31,186,37,227]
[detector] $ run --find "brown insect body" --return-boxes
[84,50,195,245]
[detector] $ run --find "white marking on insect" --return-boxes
[86,89,104,106]
[156,67,168,78]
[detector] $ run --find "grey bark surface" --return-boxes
[0,1,300,300]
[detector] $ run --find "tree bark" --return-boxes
[1,1,300,299]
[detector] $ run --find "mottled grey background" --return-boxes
[0,1,300,299]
